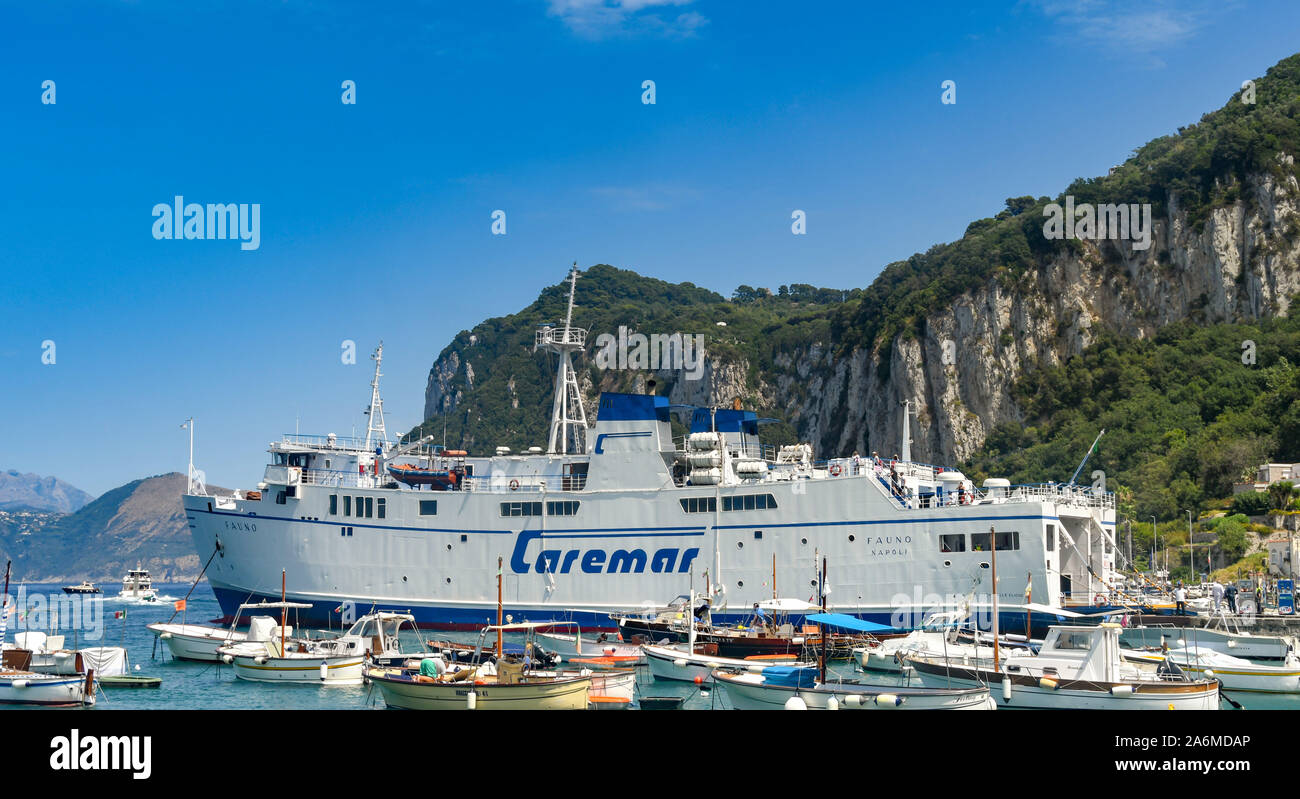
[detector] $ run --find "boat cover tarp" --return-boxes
[761,666,818,688]
[805,613,895,633]
[79,646,128,677]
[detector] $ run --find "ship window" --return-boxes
[546,501,580,516]
[377,498,386,519]
[344,496,352,516]
[276,491,286,505]
[354,496,363,517]
[721,494,777,512]
[365,497,374,518]
[500,501,543,517]
[940,534,966,553]
[419,500,438,516]
[973,532,1019,551]
[329,495,338,515]
[996,531,1019,551]
[754,531,762,540]
[679,497,717,514]
[1046,524,1056,551]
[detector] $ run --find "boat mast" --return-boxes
[537,265,589,455]
[0,561,9,647]
[818,557,827,685]
[497,556,504,658]
[280,570,287,658]
[363,342,388,451]
[990,526,1000,672]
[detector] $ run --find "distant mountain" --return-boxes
[0,472,230,583]
[0,469,94,513]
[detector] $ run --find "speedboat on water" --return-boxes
[120,565,157,602]
[61,581,101,595]
[908,623,1220,710]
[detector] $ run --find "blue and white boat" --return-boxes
[183,268,1120,632]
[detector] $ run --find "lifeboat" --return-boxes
[386,463,459,490]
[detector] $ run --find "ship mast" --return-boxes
[537,265,589,455]
[363,342,388,451]
[900,399,912,463]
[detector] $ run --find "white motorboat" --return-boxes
[909,623,1220,710]
[1119,611,1292,662]
[120,564,157,601]
[714,666,995,710]
[855,610,1036,674]
[643,641,806,683]
[535,629,643,662]
[148,622,258,662]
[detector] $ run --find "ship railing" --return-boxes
[298,469,382,489]
[460,473,587,493]
[279,433,382,452]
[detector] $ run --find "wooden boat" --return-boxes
[367,622,593,710]
[61,581,101,595]
[643,641,806,683]
[714,666,995,710]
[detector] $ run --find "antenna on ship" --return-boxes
[363,341,389,451]
[536,264,589,455]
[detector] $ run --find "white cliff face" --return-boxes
[777,169,1300,465]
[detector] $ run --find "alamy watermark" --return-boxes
[152,196,261,251]
[3,589,105,641]
[592,326,705,381]
[1043,196,1152,251]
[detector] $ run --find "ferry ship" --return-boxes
[184,269,1120,631]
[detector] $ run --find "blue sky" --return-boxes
[3,0,1299,496]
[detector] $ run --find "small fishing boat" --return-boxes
[1126,647,1300,694]
[855,610,1038,674]
[148,622,258,662]
[61,581,101,595]
[643,641,805,683]
[120,564,157,602]
[367,623,593,710]
[0,669,96,706]
[908,624,1221,710]
[217,572,365,685]
[714,666,995,710]
[534,629,643,661]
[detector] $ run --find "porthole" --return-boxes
[810,579,817,587]
[801,538,808,545]
[979,562,990,570]
[737,541,744,549]
[402,576,408,582]
[943,560,952,567]
[848,535,855,542]
[737,580,744,588]
[445,577,452,584]
[446,543,452,551]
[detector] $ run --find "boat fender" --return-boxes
[1110,685,1135,696]
[747,664,764,673]
[1226,640,1238,648]
[319,660,329,681]
[826,696,839,711]
[467,690,477,710]
[12,679,29,688]
[673,658,687,667]
[160,632,173,640]
[1002,676,1012,702]
[1203,669,1215,679]
[221,654,234,664]
[1038,677,1058,690]
[874,694,903,707]
[843,694,861,707]
[693,676,703,686]
[705,662,721,669]
[784,696,808,710]
[791,637,804,645]
[255,656,268,665]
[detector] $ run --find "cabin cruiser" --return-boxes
[61,581,101,595]
[120,565,156,601]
